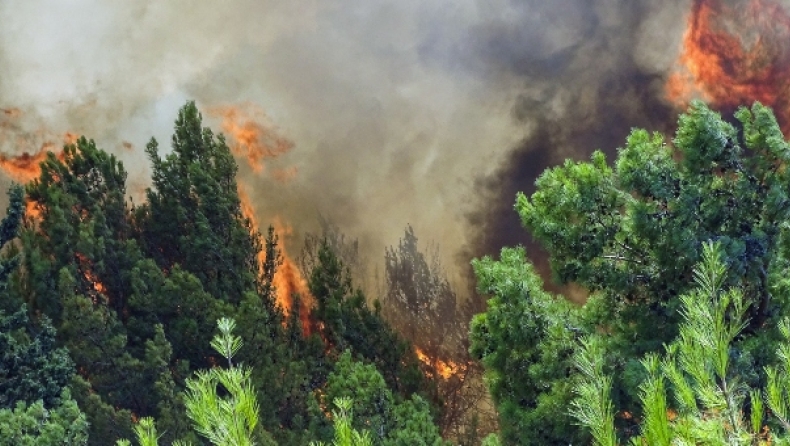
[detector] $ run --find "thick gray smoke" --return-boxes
[465,0,692,297]
[0,0,691,296]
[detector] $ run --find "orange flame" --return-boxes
[0,108,78,184]
[269,218,315,336]
[272,224,315,336]
[0,146,69,220]
[220,102,312,333]
[0,150,51,184]
[208,104,294,175]
[238,186,314,334]
[0,149,68,184]
[0,126,74,220]
[667,0,790,132]
[75,252,107,302]
[415,347,459,380]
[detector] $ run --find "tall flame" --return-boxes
[219,102,314,335]
[238,186,314,334]
[272,218,315,336]
[667,0,790,131]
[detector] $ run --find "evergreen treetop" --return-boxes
[472,101,790,443]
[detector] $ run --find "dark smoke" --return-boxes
[464,0,689,297]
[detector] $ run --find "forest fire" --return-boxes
[0,108,78,218]
[0,148,66,184]
[0,146,71,219]
[271,225,316,336]
[0,125,76,184]
[415,347,458,380]
[667,0,790,132]
[217,102,314,334]
[238,186,315,335]
[75,252,108,301]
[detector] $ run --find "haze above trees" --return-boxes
[6,100,790,445]
[0,102,483,445]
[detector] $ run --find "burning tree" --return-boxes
[384,226,457,360]
[8,104,281,444]
[0,101,447,445]
[308,238,429,399]
[383,225,496,441]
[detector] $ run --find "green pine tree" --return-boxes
[309,397,374,446]
[137,102,261,305]
[311,240,427,400]
[469,247,584,445]
[572,242,788,445]
[118,317,276,446]
[316,350,446,446]
[0,184,88,446]
[471,101,790,442]
[0,389,89,446]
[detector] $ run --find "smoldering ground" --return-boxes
[0,0,694,297]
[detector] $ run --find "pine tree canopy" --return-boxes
[1,101,446,445]
[472,101,790,443]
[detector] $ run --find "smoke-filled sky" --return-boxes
[0,0,700,294]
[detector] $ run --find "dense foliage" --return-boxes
[0,185,89,446]
[13,96,788,444]
[574,242,790,445]
[472,101,790,443]
[0,102,449,445]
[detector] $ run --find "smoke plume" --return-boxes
[466,0,691,295]
[0,0,699,296]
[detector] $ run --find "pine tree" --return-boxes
[0,305,74,409]
[311,239,427,399]
[0,184,23,312]
[0,389,89,446]
[573,243,783,444]
[384,226,456,356]
[24,138,136,319]
[0,184,89,445]
[137,102,261,305]
[469,247,584,445]
[118,318,276,446]
[309,397,374,446]
[471,101,790,442]
[316,350,447,446]
[383,226,490,440]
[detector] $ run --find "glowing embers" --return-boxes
[667,0,790,131]
[415,347,459,380]
[75,252,108,302]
